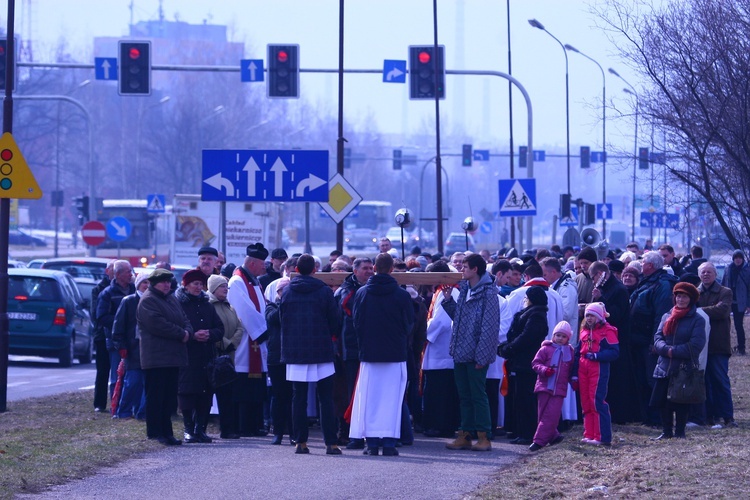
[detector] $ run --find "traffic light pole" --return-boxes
[16,62,535,252]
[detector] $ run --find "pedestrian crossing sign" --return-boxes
[498,179,537,217]
[146,194,166,213]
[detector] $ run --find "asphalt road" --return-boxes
[6,356,96,401]
[21,430,523,500]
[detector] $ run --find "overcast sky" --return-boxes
[23,0,642,153]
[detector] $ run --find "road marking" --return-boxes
[7,381,29,387]
[79,385,95,390]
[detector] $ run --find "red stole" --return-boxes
[233,267,265,378]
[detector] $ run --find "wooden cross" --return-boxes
[290,272,463,287]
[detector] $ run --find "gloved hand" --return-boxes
[584,352,597,361]
[118,349,127,359]
[543,367,555,377]
[570,378,579,391]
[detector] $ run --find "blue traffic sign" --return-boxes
[498,179,537,217]
[473,149,490,161]
[591,151,607,163]
[533,150,546,162]
[202,149,329,202]
[94,57,118,81]
[596,203,613,220]
[640,212,678,228]
[480,221,492,234]
[241,59,264,82]
[560,206,579,227]
[665,213,679,229]
[107,216,132,242]
[383,60,406,83]
[146,194,166,213]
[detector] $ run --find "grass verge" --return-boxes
[474,324,750,499]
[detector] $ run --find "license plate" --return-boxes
[8,312,37,320]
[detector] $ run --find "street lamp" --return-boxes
[565,44,607,238]
[529,19,571,195]
[609,67,639,242]
[134,96,170,198]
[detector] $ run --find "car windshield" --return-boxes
[9,277,61,302]
[43,262,106,281]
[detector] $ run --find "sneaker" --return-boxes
[711,424,723,429]
[581,437,593,443]
[685,422,700,429]
[585,439,603,446]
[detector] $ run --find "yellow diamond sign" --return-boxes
[319,173,362,224]
[0,133,42,199]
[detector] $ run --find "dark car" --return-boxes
[41,257,111,281]
[72,277,99,311]
[444,232,475,255]
[8,269,94,366]
[9,229,47,247]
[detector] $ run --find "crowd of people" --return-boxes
[89,237,745,453]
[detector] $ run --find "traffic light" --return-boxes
[639,147,649,169]
[268,44,299,98]
[73,196,90,219]
[583,203,596,225]
[119,41,151,95]
[462,144,472,167]
[519,146,528,168]
[580,146,590,168]
[560,193,571,219]
[393,149,402,170]
[408,45,445,100]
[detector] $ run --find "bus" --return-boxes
[343,201,392,250]
[94,199,171,266]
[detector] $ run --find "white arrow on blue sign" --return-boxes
[533,150,546,162]
[480,221,492,234]
[241,59,264,82]
[94,57,118,81]
[473,150,490,161]
[591,151,607,163]
[596,203,613,220]
[107,216,132,242]
[202,149,329,202]
[383,60,406,83]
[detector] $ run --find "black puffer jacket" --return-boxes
[265,301,283,366]
[176,287,225,394]
[334,273,366,361]
[112,293,142,369]
[280,275,340,365]
[499,304,549,373]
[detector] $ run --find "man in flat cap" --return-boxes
[197,246,219,277]
[227,242,270,436]
[260,248,288,292]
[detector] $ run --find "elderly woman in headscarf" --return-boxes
[650,282,706,440]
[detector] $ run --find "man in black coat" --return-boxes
[92,260,115,412]
[349,253,414,457]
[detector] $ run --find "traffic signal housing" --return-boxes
[462,144,472,167]
[268,44,300,98]
[73,196,90,220]
[580,146,590,168]
[119,41,151,95]
[393,149,402,170]
[639,147,649,169]
[519,146,528,168]
[408,45,445,100]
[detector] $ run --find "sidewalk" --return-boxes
[21,429,523,499]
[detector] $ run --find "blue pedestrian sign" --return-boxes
[560,206,578,227]
[591,151,607,163]
[202,149,329,202]
[107,216,132,242]
[480,221,492,234]
[473,150,490,161]
[146,194,166,213]
[241,59,264,82]
[498,179,537,217]
[596,203,613,220]
[383,60,406,83]
[94,57,118,81]
[533,150,546,162]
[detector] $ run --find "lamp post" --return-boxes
[529,19,570,196]
[608,68,639,242]
[134,96,170,199]
[565,44,607,238]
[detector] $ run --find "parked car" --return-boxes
[41,257,111,281]
[139,263,192,285]
[72,277,99,311]
[8,269,93,366]
[444,232,475,255]
[8,259,27,268]
[8,229,47,247]
[26,259,47,269]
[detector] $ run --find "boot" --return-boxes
[194,416,213,443]
[446,430,473,450]
[183,414,198,444]
[471,431,492,451]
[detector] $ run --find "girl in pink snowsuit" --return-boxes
[529,321,575,452]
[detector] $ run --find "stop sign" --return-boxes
[81,220,106,246]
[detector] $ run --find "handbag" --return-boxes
[207,351,237,390]
[667,345,705,404]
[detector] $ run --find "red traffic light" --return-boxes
[129,47,141,60]
[418,51,431,64]
[277,50,288,63]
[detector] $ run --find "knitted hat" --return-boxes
[207,274,227,294]
[246,242,269,260]
[621,265,640,278]
[673,282,700,304]
[134,273,149,289]
[271,248,288,260]
[182,268,208,287]
[733,249,745,261]
[577,246,598,263]
[553,321,573,340]
[147,268,173,284]
[526,286,548,307]
[198,246,218,257]
[608,259,625,273]
[584,302,609,323]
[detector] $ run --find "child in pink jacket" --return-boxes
[529,321,575,451]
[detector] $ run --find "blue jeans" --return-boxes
[705,354,733,422]
[117,368,146,419]
[108,350,121,398]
